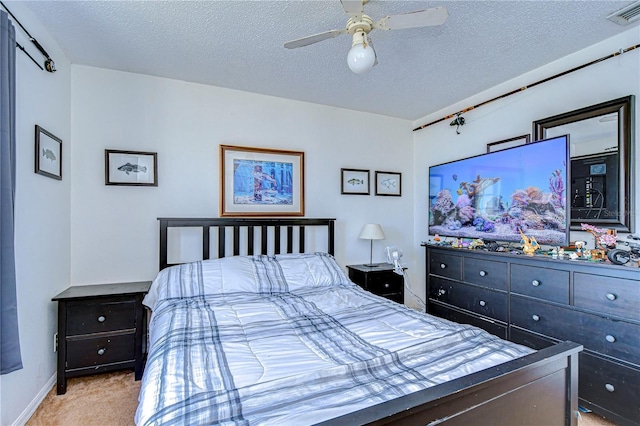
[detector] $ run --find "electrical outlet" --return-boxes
[53,332,58,352]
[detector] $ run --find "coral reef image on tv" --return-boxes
[428,135,569,245]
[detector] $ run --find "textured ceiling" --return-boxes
[16,0,640,121]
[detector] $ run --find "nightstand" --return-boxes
[347,264,404,304]
[52,281,151,395]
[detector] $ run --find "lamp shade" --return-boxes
[359,224,385,240]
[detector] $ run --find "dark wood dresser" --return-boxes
[52,281,151,395]
[424,244,639,425]
[347,263,404,304]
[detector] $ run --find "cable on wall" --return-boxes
[0,0,56,72]
[412,43,639,133]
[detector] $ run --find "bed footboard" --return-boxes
[319,341,582,426]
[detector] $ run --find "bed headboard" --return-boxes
[158,218,336,270]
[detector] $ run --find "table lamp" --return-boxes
[359,223,385,267]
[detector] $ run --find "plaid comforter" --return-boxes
[135,253,532,425]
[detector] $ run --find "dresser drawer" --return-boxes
[579,352,640,424]
[428,301,507,339]
[367,271,403,295]
[429,251,462,280]
[67,299,137,335]
[463,258,507,291]
[574,273,640,322]
[66,332,135,369]
[511,296,640,365]
[510,264,569,304]
[429,277,507,322]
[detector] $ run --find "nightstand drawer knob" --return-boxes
[97,348,106,356]
[479,300,486,307]
[479,270,487,277]
[605,384,615,392]
[606,293,617,301]
[384,283,390,288]
[532,280,540,287]
[532,315,540,321]
[605,334,616,343]
[440,263,446,269]
[97,315,106,323]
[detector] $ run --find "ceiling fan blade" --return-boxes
[341,0,364,16]
[373,6,448,31]
[284,29,346,49]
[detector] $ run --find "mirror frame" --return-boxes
[533,95,635,233]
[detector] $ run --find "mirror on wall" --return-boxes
[533,95,635,233]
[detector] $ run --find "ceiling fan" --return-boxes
[284,0,448,74]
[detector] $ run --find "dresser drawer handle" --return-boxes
[97,315,106,323]
[606,293,617,301]
[605,383,615,392]
[437,288,446,297]
[97,348,106,356]
[531,280,540,287]
[384,283,390,289]
[605,334,616,343]
[440,263,447,269]
[532,315,540,321]
[479,270,487,277]
[479,300,486,307]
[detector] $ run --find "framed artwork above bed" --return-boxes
[220,145,304,216]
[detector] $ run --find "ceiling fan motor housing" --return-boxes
[346,15,373,34]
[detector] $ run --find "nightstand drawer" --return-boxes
[67,300,136,335]
[66,332,135,369]
[511,265,569,304]
[367,272,403,295]
[574,273,640,321]
[463,258,507,290]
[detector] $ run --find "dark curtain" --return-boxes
[0,9,22,374]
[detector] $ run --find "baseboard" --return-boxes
[12,373,55,426]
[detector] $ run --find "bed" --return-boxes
[136,218,582,425]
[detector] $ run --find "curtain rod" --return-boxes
[412,43,639,132]
[0,0,56,72]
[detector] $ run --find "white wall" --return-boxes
[0,3,71,426]
[411,27,640,302]
[70,66,415,284]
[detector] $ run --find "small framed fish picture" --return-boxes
[105,149,157,186]
[35,125,62,180]
[341,168,370,195]
[375,171,401,196]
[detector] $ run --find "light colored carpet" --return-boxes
[27,370,618,425]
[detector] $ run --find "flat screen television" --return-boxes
[428,135,570,246]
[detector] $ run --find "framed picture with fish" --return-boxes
[341,168,370,195]
[35,125,62,180]
[220,145,304,216]
[486,134,530,153]
[105,149,158,186]
[375,171,401,196]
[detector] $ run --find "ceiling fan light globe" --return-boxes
[347,44,375,74]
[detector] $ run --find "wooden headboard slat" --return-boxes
[286,226,293,253]
[261,226,268,254]
[247,227,255,255]
[158,218,336,270]
[218,225,225,258]
[274,225,281,255]
[233,226,240,256]
[202,227,210,261]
